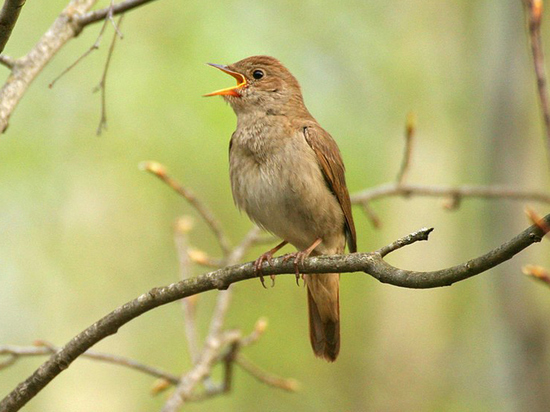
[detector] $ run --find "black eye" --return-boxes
[252,69,264,80]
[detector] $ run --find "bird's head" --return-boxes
[204,55,305,116]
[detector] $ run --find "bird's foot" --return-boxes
[282,252,303,285]
[283,238,322,286]
[254,251,276,288]
[253,240,288,288]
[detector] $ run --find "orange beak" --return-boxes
[204,63,247,97]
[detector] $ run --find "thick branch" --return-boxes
[0,0,25,52]
[1,214,548,412]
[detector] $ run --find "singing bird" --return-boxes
[205,56,356,361]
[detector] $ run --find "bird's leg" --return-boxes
[254,240,288,288]
[283,238,323,286]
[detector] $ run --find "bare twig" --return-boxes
[0,53,15,68]
[359,201,382,228]
[2,214,548,412]
[0,0,159,133]
[161,330,242,411]
[205,227,263,350]
[0,342,179,384]
[141,161,232,256]
[77,0,157,27]
[239,317,268,347]
[49,1,124,92]
[163,225,265,410]
[174,216,201,364]
[235,354,300,392]
[94,14,123,135]
[0,0,26,53]
[376,227,434,257]
[49,8,110,89]
[396,112,416,184]
[523,0,550,167]
[351,182,550,205]
[0,0,96,132]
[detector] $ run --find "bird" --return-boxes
[205,55,356,362]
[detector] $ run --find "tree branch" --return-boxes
[395,112,416,184]
[523,0,550,168]
[141,161,233,256]
[76,0,157,27]
[0,0,26,53]
[351,182,550,205]
[0,0,160,133]
[2,213,548,412]
[0,342,180,384]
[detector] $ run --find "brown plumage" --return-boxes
[206,55,357,361]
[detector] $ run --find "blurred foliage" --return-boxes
[1,1,550,411]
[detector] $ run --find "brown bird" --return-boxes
[205,56,356,362]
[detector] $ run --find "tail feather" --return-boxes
[307,274,340,362]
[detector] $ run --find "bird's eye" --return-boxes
[252,70,264,80]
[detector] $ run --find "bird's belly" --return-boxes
[230,153,344,252]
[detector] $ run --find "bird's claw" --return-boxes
[283,251,308,286]
[254,251,275,288]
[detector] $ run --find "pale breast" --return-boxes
[229,120,345,253]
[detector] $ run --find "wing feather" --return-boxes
[302,125,357,253]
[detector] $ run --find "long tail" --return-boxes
[306,273,340,362]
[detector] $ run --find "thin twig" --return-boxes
[238,317,268,347]
[2,214,549,411]
[235,354,300,392]
[161,330,242,411]
[140,161,232,256]
[94,14,123,135]
[48,5,114,89]
[0,342,179,384]
[206,227,262,348]
[0,0,26,53]
[0,0,155,132]
[174,216,201,364]
[360,201,382,228]
[77,0,157,27]
[0,53,15,69]
[0,0,97,133]
[523,0,550,168]
[162,226,265,410]
[106,0,124,39]
[376,227,434,257]
[396,112,416,184]
[351,182,550,205]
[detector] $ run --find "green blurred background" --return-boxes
[1,1,550,411]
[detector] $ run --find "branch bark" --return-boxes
[0,0,26,52]
[1,213,548,412]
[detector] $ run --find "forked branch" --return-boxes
[1,213,548,411]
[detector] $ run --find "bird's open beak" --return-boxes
[204,63,247,97]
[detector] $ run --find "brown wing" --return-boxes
[302,125,357,253]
